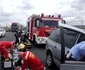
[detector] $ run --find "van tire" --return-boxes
[46,52,54,68]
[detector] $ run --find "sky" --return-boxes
[0,0,85,27]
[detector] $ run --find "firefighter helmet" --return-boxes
[18,43,25,50]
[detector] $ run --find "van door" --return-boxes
[60,27,85,70]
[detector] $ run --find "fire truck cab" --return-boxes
[27,13,65,45]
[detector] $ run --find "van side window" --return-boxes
[77,34,85,43]
[49,29,60,42]
[64,29,79,49]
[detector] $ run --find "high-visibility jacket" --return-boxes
[21,51,44,70]
[0,41,13,59]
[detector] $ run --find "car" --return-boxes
[46,23,85,69]
[0,28,6,37]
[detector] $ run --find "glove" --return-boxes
[5,58,10,61]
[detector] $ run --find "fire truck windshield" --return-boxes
[40,20,58,27]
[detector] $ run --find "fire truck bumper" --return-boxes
[37,37,48,44]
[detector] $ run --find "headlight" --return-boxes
[38,38,42,41]
[38,38,46,41]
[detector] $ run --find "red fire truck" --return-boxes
[27,13,65,45]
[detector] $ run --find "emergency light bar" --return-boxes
[42,18,62,21]
[41,13,61,18]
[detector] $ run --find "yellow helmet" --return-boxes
[18,43,25,50]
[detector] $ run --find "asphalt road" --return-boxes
[0,32,58,70]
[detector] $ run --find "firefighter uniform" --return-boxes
[16,51,44,70]
[15,43,27,67]
[0,40,15,60]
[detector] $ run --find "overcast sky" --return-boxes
[0,0,85,27]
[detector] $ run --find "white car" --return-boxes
[0,28,6,37]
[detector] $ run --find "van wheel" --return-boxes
[46,52,54,68]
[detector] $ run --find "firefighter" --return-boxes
[17,43,28,51]
[20,30,32,49]
[15,51,45,70]
[14,30,22,45]
[15,43,30,67]
[0,40,15,61]
[21,30,28,42]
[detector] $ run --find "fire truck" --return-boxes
[26,13,65,45]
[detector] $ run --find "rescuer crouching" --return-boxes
[0,40,15,61]
[15,43,45,70]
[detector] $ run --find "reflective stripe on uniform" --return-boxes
[25,51,29,60]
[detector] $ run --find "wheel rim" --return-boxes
[47,54,52,66]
